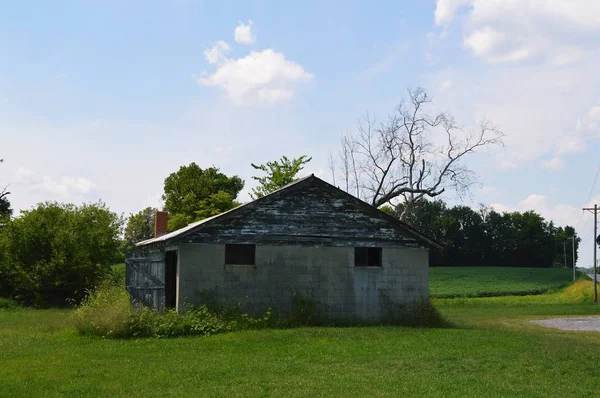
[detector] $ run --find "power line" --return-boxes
[586,165,600,204]
[575,164,600,232]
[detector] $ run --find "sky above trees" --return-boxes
[1,1,600,266]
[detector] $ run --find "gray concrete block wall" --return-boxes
[176,243,429,322]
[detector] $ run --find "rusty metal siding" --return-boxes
[125,249,165,311]
[182,181,423,247]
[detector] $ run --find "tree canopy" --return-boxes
[0,201,123,306]
[0,158,11,221]
[162,163,244,231]
[124,207,155,248]
[250,155,312,199]
[392,199,580,268]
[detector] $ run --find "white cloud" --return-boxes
[540,156,565,171]
[463,26,504,57]
[13,167,94,198]
[588,105,600,128]
[439,79,454,91]
[203,40,231,65]
[14,167,37,183]
[436,0,600,64]
[434,0,471,25]
[489,202,509,213]
[492,193,582,230]
[198,49,313,106]
[234,20,255,45]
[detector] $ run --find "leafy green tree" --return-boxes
[0,201,123,307]
[250,155,312,199]
[124,207,155,248]
[162,163,244,231]
[392,198,578,268]
[0,191,10,221]
[0,159,11,222]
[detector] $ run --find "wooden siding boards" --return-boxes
[177,177,433,248]
[125,249,166,311]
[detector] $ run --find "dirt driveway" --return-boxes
[530,317,600,331]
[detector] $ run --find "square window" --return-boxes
[354,247,382,267]
[225,244,255,265]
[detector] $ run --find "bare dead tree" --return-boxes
[331,87,504,219]
[328,151,337,187]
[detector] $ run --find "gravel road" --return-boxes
[530,317,600,332]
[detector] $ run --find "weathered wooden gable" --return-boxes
[178,178,426,247]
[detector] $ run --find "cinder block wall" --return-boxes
[176,243,428,322]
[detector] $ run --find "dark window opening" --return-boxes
[165,250,178,309]
[225,244,256,265]
[354,247,382,267]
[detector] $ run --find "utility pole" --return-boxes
[562,242,567,268]
[583,204,598,303]
[572,235,576,282]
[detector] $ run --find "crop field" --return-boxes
[429,266,575,298]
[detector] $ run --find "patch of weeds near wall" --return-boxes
[75,284,444,339]
[75,284,311,339]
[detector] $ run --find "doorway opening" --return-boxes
[165,250,178,309]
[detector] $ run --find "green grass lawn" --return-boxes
[2,281,600,397]
[430,266,575,298]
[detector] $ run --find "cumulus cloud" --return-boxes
[198,49,313,106]
[14,167,94,198]
[491,193,583,231]
[203,40,231,65]
[435,0,600,64]
[234,20,255,45]
[540,157,566,171]
[198,21,313,106]
[428,0,600,169]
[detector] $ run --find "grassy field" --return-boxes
[429,266,575,298]
[2,280,600,397]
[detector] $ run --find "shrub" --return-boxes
[74,281,132,337]
[0,297,19,310]
[0,201,123,307]
[75,284,274,339]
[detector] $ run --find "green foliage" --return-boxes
[0,195,10,221]
[74,281,132,337]
[430,267,575,298]
[394,199,580,267]
[107,263,126,286]
[75,283,280,338]
[0,297,18,310]
[123,207,155,249]
[378,204,394,216]
[0,201,123,307]
[162,163,244,231]
[250,155,312,199]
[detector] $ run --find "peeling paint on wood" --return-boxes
[183,180,424,247]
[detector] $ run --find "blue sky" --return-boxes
[2,1,600,266]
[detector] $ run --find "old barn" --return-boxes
[126,175,440,323]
